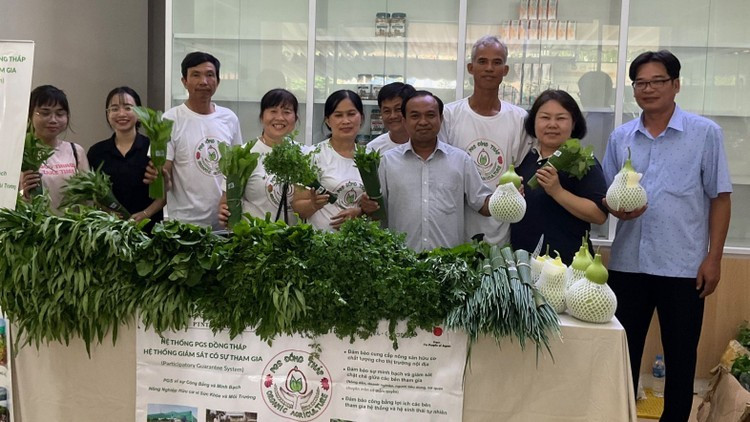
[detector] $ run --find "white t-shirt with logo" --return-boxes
[439,98,533,244]
[165,103,242,229]
[239,139,302,224]
[366,132,404,154]
[308,139,365,232]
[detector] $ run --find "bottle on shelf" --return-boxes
[651,354,665,397]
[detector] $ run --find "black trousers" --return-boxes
[609,270,705,422]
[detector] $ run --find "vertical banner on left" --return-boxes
[0,40,35,210]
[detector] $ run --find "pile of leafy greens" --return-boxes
[0,195,560,356]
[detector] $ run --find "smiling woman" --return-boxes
[87,86,164,230]
[510,89,608,264]
[20,85,90,212]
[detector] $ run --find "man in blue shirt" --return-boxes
[603,50,732,422]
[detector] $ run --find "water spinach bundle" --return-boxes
[218,140,260,227]
[527,138,595,189]
[61,168,131,218]
[21,125,55,197]
[264,135,337,204]
[133,106,173,200]
[353,146,386,221]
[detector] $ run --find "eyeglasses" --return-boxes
[632,78,673,91]
[106,105,135,114]
[34,109,68,120]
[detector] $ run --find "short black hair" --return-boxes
[401,90,444,117]
[181,52,221,82]
[259,88,299,121]
[377,82,416,108]
[29,85,70,120]
[629,50,681,81]
[105,86,142,128]
[524,89,587,140]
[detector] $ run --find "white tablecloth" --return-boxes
[463,314,637,422]
[11,315,635,421]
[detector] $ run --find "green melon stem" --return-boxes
[622,147,635,173]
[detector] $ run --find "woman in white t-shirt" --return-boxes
[218,88,305,226]
[292,90,366,231]
[20,85,90,212]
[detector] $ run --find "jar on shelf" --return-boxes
[370,109,384,136]
[390,13,407,37]
[376,12,390,37]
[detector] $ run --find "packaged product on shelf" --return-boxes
[529,20,539,39]
[357,74,372,100]
[386,74,403,84]
[528,0,539,20]
[509,20,520,40]
[547,20,557,40]
[519,19,528,40]
[356,134,370,146]
[557,19,567,40]
[390,13,407,37]
[372,84,383,99]
[500,20,511,40]
[375,12,390,37]
[566,20,576,40]
[370,109,384,136]
[540,19,549,39]
[547,0,558,20]
[519,0,529,20]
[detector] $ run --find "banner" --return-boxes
[0,316,12,422]
[137,321,467,422]
[0,40,35,210]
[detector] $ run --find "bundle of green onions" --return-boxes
[133,106,173,200]
[527,138,595,189]
[60,168,131,218]
[263,134,337,204]
[353,146,386,221]
[444,244,560,359]
[21,125,55,197]
[218,140,260,227]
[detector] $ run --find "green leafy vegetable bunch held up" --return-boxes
[21,125,55,197]
[353,145,386,220]
[60,168,131,218]
[527,138,595,189]
[218,140,260,227]
[133,106,173,200]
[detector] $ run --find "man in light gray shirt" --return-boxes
[363,90,493,251]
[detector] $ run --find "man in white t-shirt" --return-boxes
[159,52,243,229]
[439,35,533,244]
[366,82,415,154]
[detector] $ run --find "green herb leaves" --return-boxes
[21,125,54,197]
[353,146,386,221]
[527,138,596,189]
[133,106,173,200]
[264,134,337,204]
[218,140,260,227]
[61,168,131,218]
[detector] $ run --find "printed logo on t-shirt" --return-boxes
[265,174,296,208]
[193,137,225,176]
[466,138,506,183]
[333,180,364,209]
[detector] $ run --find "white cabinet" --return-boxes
[166,0,750,249]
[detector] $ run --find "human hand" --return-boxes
[218,202,230,228]
[535,166,562,196]
[359,193,380,216]
[330,207,362,230]
[696,255,721,298]
[602,198,647,221]
[309,188,330,212]
[143,161,172,190]
[20,170,41,199]
[131,211,150,222]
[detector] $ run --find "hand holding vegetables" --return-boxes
[353,146,385,220]
[132,106,173,200]
[218,140,260,227]
[20,125,55,198]
[263,134,337,204]
[527,138,595,190]
[60,168,131,218]
[604,147,648,218]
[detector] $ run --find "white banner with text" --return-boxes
[136,321,466,422]
[0,40,35,210]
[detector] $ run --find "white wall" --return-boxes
[0,0,149,150]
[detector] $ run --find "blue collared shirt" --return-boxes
[602,105,733,278]
[379,140,492,252]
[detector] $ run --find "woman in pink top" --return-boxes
[20,85,89,212]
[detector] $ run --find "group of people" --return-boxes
[18,36,731,421]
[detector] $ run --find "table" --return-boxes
[11,315,635,421]
[463,314,637,422]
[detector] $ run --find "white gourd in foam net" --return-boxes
[565,253,617,323]
[536,255,567,313]
[605,147,647,212]
[489,165,526,223]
